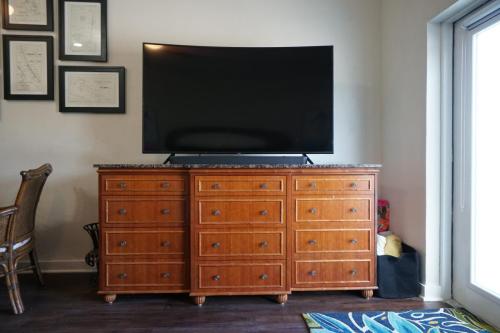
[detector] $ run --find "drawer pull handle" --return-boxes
[260,183,268,189]
[309,208,318,214]
[118,273,128,279]
[212,209,222,216]
[162,272,171,279]
[260,274,268,281]
[351,269,358,276]
[309,182,317,189]
[350,208,358,213]
[161,208,170,215]
[211,183,221,190]
[161,241,171,248]
[118,182,127,189]
[212,242,221,249]
[259,241,269,248]
[161,182,170,188]
[350,182,358,189]
[118,240,127,247]
[350,239,358,245]
[118,208,127,215]
[308,239,318,245]
[212,275,221,281]
[260,210,268,216]
[309,270,317,277]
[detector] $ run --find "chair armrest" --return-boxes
[0,206,17,246]
[0,206,18,218]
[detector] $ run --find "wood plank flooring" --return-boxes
[0,273,447,333]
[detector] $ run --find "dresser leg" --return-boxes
[275,294,288,305]
[193,296,206,306]
[104,294,117,304]
[361,289,374,300]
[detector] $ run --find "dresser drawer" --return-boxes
[195,176,286,195]
[105,230,184,256]
[295,229,371,253]
[294,260,371,285]
[103,175,186,195]
[293,175,373,193]
[104,198,185,224]
[198,199,284,225]
[295,198,371,222]
[198,262,284,289]
[105,262,186,287]
[199,231,284,257]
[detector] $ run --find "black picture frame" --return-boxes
[58,0,107,62]
[59,66,125,113]
[2,35,54,100]
[2,0,54,31]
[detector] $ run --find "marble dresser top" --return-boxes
[94,163,382,169]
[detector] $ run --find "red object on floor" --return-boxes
[377,199,390,233]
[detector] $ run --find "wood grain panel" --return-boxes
[196,176,285,195]
[104,197,185,224]
[294,260,371,285]
[97,167,379,302]
[198,199,284,225]
[295,229,371,253]
[106,262,186,287]
[198,231,284,257]
[295,198,371,222]
[198,262,284,289]
[105,230,184,256]
[293,175,373,193]
[103,175,186,195]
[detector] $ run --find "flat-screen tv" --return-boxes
[143,43,333,154]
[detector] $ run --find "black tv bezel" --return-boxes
[142,43,334,155]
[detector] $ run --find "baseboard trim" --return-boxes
[18,259,94,273]
[446,299,462,308]
[41,259,94,273]
[420,283,445,301]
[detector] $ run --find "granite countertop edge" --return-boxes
[93,163,382,169]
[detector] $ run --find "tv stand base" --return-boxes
[165,154,312,165]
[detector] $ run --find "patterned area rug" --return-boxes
[303,308,499,333]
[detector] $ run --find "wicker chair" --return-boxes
[83,223,99,268]
[0,164,52,314]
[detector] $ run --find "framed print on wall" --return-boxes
[1,0,54,31]
[59,0,107,61]
[2,35,54,100]
[59,66,125,113]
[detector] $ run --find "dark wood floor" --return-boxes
[0,274,447,333]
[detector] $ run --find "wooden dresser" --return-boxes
[96,165,379,305]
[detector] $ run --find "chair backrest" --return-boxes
[13,164,52,242]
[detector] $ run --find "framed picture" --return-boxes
[59,66,125,113]
[2,0,53,31]
[59,0,107,61]
[2,35,54,100]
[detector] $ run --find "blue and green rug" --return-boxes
[303,308,499,333]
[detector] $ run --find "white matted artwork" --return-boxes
[8,0,47,25]
[58,66,125,113]
[2,0,53,30]
[2,35,54,100]
[65,71,118,108]
[64,1,100,55]
[9,40,48,95]
[59,0,106,61]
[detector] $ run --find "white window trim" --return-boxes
[454,0,500,306]
[422,0,491,302]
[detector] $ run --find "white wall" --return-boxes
[380,0,456,293]
[0,0,382,270]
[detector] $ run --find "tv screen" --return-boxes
[143,44,333,154]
